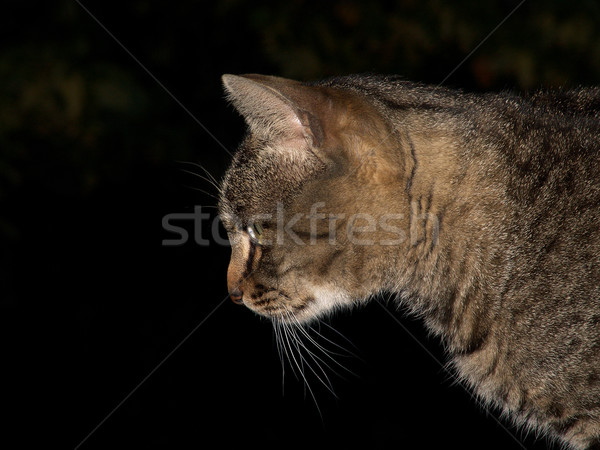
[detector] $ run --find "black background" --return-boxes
[3,1,600,448]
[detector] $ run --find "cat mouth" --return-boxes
[245,295,313,322]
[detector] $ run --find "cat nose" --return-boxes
[229,288,244,305]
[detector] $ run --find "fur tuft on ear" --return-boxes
[222,74,324,147]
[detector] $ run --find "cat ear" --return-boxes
[222,74,324,147]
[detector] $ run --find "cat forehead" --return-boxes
[219,137,324,223]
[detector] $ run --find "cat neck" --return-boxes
[387,114,510,354]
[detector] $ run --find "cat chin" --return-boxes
[265,285,352,325]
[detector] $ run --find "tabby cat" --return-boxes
[218,73,600,449]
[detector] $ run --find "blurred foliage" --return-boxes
[248,0,600,87]
[1,0,600,249]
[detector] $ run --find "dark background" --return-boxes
[3,1,600,448]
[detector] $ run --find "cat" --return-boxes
[218,73,600,449]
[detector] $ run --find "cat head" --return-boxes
[219,74,410,323]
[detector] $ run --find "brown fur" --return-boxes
[219,74,600,449]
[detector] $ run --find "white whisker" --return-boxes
[279,318,300,382]
[279,314,323,417]
[319,320,364,359]
[182,184,220,201]
[271,307,363,421]
[177,160,223,190]
[285,312,338,398]
[273,320,286,395]
[179,168,223,197]
[288,312,359,379]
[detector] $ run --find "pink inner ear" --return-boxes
[296,109,324,148]
[222,74,324,148]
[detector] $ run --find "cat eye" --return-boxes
[247,223,264,243]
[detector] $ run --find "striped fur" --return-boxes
[219,74,600,449]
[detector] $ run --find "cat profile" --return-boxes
[218,73,600,449]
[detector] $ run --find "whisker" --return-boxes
[179,168,223,196]
[280,314,322,417]
[283,316,309,397]
[273,308,364,419]
[319,320,364,359]
[273,320,286,395]
[303,323,353,361]
[181,184,220,201]
[279,319,300,382]
[292,318,346,358]
[288,313,359,379]
[285,313,339,398]
[178,160,222,189]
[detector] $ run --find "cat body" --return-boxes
[219,73,600,449]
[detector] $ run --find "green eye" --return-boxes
[247,223,263,242]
